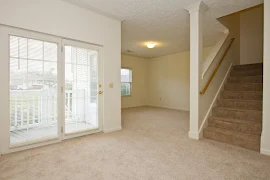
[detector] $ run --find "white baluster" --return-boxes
[32,95,35,124]
[54,92,57,122]
[38,95,41,124]
[14,95,17,127]
[21,95,23,126]
[67,92,70,120]
[27,98,29,131]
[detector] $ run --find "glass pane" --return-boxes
[9,36,58,145]
[121,68,132,82]
[19,38,28,58]
[121,83,131,96]
[65,46,98,134]
[28,39,43,60]
[10,36,19,58]
[44,42,57,61]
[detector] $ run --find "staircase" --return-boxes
[204,63,263,152]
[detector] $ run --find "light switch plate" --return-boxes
[109,83,114,88]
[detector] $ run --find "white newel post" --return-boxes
[261,0,270,156]
[185,1,208,140]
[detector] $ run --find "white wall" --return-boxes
[121,54,148,108]
[261,0,270,156]
[0,0,121,153]
[240,5,264,65]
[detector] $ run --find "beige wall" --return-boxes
[121,48,212,111]
[121,54,148,108]
[203,46,214,61]
[240,5,264,65]
[147,52,190,111]
[219,13,241,65]
[219,5,263,65]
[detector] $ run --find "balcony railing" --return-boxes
[10,89,79,131]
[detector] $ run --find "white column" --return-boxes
[185,1,208,140]
[261,0,270,156]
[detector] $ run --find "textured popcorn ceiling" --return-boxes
[63,0,263,58]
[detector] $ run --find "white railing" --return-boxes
[10,90,43,131]
[10,89,79,131]
[65,90,79,123]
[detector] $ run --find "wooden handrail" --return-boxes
[200,38,235,95]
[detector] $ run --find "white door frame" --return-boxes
[61,39,103,140]
[0,25,103,155]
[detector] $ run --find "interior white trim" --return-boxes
[198,63,233,137]
[147,104,189,112]
[261,132,270,156]
[188,131,201,140]
[103,126,122,133]
[261,148,270,156]
[121,104,147,109]
[4,139,61,155]
[61,0,123,21]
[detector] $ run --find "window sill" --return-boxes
[121,95,132,98]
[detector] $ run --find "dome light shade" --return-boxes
[146,43,156,48]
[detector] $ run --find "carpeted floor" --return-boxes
[1,106,270,180]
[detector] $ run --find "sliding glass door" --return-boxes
[9,35,59,145]
[63,40,102,135]
[2,26,103,152]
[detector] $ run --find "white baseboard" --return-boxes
[147,104,189,112]
[103,126,122,133]
[198,63,233,137]
[260,134,270,156]
[261,148,270,156]
[188,131,201,140]
[121,104,147,109]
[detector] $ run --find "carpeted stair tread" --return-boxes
[204,126,261,151]
[230,68,263,77]
[227,75,263,83]
[233,63,263,70]
[212,107,262,122]
[217,99,262,110]
[224,83,263,91]
[221,91,263,100]
[208,116,262,135]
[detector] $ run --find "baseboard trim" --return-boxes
[199,63,233,137]
[147,105,189,112]
[121,105,147,109]
[261,148,270,156]
[188,131,201,140]
[103,126,122,133]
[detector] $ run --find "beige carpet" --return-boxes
[1,106,270,180]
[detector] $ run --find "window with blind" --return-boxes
[121,68,132,96]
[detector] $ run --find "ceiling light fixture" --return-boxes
[146,42,156,49]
